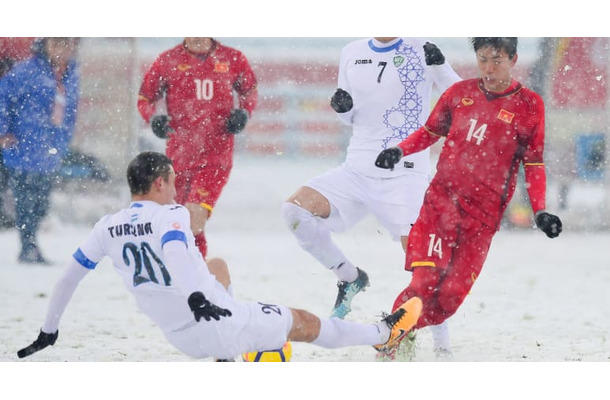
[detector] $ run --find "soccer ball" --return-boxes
[242,341,292,362]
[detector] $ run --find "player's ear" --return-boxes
[152,175,165,191]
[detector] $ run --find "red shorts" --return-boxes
[174,165,231,214]
[395,182,496,328]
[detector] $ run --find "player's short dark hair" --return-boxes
[126,151,173,195]
[470,37,518,59]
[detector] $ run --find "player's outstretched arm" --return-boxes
[17,330,58,358]
[376,126,441,171]
[17,258,91,359]
[524,164,561,238]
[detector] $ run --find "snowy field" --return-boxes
[1,155,608,397]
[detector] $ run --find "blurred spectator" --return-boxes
[0,37,80,264]
[0,37,35,229]
[137,37,257,258]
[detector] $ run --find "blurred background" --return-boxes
[0,37,608,231]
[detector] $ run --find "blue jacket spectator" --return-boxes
[0,37,79,264]
[0,40,79,174]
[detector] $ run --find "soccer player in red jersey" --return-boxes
[138,38,257,258]
[375,38,562,351]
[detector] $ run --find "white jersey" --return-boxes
[70,200,293,359]
[337,37,460,178]
[74,201,217,333]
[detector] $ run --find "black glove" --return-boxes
[375,147,403,170]
[535,211,562,238]
[330,88,353,113]
[188,291,232,322]
[17,329,58,358]
[423,42,445,66]
[225,109,248,134]
[151,115,172,139]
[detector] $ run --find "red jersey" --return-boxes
[399,78,546,229]
[138,40,257,171]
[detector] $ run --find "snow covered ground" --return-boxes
[1,155,608,397]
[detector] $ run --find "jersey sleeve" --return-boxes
[163,241,215,298]
[43,220,103,333]
[396,84,455,156]
[397,126,442,156]
[428,60,461,93]
[522,95,546,165]
[335,45,354,126]
[424,85,455,136]
[234,52,258,116]
[525,165,546,213]
[137,56,167,123]
[73,218,109,270]
[159,205,218,298]
[523,94,547,213]
[158,205,191,248]
[41,258,91,333]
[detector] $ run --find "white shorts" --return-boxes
[164,288,293,360]
[305,165,429,241]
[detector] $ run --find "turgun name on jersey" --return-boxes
[108,222,153,238]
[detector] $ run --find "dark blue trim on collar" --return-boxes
[368,38,403,53]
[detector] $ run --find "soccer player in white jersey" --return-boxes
[17,151,421,361]
[282,37,460,358]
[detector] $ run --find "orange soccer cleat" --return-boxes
[374,297,422,355]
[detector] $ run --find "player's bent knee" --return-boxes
[284,187,331,218]
[281,204,320,254]
[288,308,321,343]
[282,201,310,230]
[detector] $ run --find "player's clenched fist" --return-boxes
[423,42,446,66]
[330,88,353,113]
[151,115,172,139]
[535,211,562,238]
[225,109,248,134]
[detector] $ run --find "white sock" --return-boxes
[282,202,358,282]
[334,260,358,282]
[311,317,389,348]
[430,320,451,351]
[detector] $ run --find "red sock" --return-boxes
[195,232,208,258]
